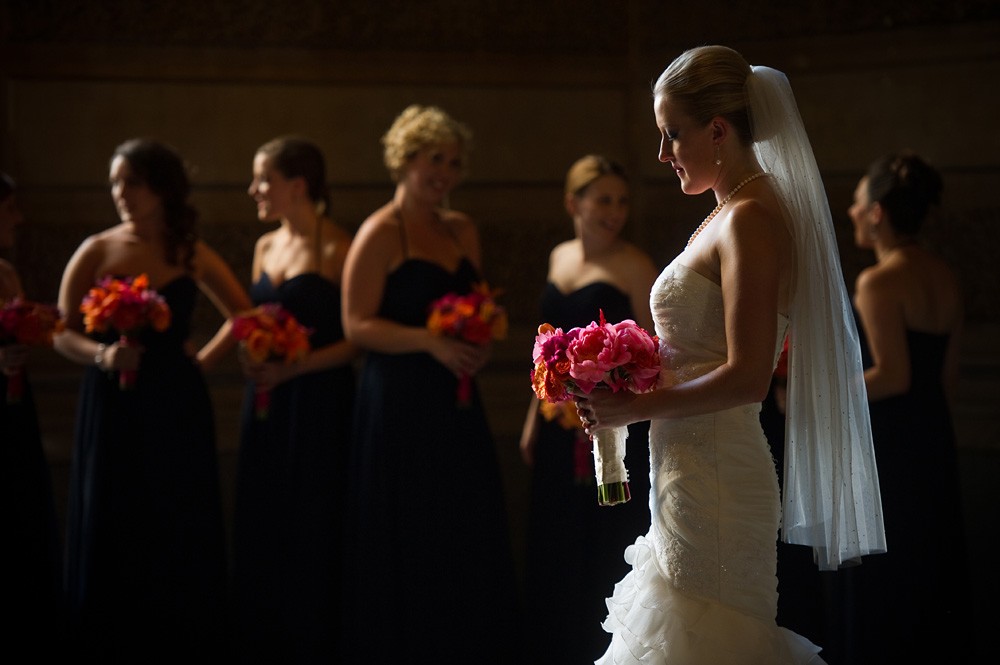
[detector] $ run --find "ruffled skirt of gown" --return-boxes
[596,405,825,665]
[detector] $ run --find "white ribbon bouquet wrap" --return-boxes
[591,425,631,505]
[530,311,660,506]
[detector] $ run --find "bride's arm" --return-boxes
[580,202,783,430]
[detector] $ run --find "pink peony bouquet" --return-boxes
[530,310,660,505]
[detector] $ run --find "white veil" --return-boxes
[747,66,887,570]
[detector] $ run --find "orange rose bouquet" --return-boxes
[231,303,311,419]
[0,297,65,404]
[80,273,171,390]
[427,281,508,407]
[530,310,660,505]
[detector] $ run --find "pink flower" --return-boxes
[529,310,660,402]
[613,320,661,392]
[566,313,629,393]
[532,323,576,366]
[528,310,661,502]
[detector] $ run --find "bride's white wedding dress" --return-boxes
[596,259,826,664]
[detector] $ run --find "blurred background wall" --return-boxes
[2,0,998,650]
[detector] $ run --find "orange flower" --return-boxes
[0,298,65,346]
[539,399,583,431]
[231,303,311,364]
[80,273,172,336]
[427,281,507,405]
[231,303,312,420]
[243,328,273,364]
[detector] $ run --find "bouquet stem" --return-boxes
[456,373,472,407]
[592,426,631,506]
[5,366,24,405]
[118,334,137,390]
[254,385,270,420]
[597,481,631,505]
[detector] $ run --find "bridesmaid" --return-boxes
[341,105,518,662]
[0,172,65,657]
[233,136,357,664]
[53,139,251,660]
[848,151,973,664]
[518,155,657,664]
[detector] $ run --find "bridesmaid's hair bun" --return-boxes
[865,151,943,235]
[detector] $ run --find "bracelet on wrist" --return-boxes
[94,343,107,370]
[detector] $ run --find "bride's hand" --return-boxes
[575,388,638,435]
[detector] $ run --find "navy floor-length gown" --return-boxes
[65,276,228,661]
[344,257,518,663]
[853,313,974,664]
[1,368,64,655]
[233,272,355,663]
[522,281,651,664]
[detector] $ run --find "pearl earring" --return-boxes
[714,145,721,166]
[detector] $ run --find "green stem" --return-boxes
[597,481,631,506]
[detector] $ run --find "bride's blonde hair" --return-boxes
[653,45,754,146]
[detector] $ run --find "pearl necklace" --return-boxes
[686,172,769,247]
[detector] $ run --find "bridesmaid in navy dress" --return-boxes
[518,156,658,664]
[342,105,518,662]
[1,172,64,656]
[53,139,251,661]
[848,152,973,664]
[233,137,357,663]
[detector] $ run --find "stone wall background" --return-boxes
[2,1,999,647]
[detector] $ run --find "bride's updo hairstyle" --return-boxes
[653,45,754,146]
[381,104,473,183]
[865,151,943,236]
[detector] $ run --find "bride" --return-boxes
[575,45,886,664]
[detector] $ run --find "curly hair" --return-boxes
[381,105,472,182]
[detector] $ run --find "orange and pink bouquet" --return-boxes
[231,303,311,419]
[530,310,660,505]
[427,281,508,406]
[0,297,65,404]
[80,274,171,390]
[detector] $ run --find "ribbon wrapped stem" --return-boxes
[592,425,630,506]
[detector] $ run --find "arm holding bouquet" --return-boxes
[191,240,253,371]
[577,205,787,434]
[54,235,143,373]
[238,136,359,390]
[532,312,660,504]
[343,202,491,380]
